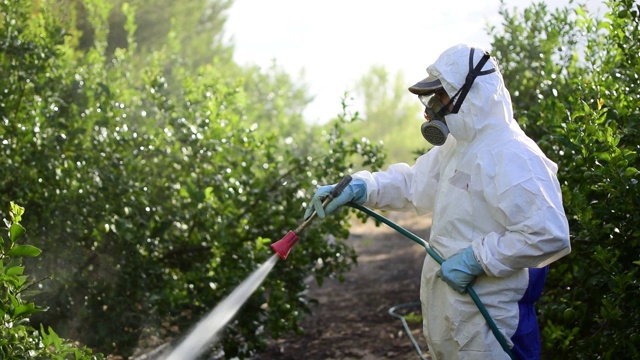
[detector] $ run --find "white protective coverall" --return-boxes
[351,44,571,360]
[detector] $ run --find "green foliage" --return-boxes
[0,202,102,359]
[241,61,312,139]
[0,0,385,358]
[59,0,234,67]
[353,65,428,166]
[490,1,640,358]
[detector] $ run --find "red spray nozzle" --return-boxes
[270,231,299,260]
[271,175,353,260]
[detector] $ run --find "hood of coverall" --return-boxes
[426,44,515,145]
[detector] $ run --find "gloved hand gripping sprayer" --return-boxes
[271,175,353,259]
[270,175,516,360]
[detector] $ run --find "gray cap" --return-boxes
[408,74,442,95]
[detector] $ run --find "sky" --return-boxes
[224,0,605,123]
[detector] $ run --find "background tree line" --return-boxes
[1,0,639,359]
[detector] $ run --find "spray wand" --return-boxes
[163,176,352,360]
[271,175,353,259]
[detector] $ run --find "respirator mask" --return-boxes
[418,91,452,146]
[408,48,496,146]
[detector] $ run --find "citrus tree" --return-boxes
[490,1,640,358]
[0,0,384,357]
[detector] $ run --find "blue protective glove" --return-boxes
[436,246,485,293]
[303,179,367,220]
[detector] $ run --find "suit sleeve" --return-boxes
[471,150,571,277]
[352,147,443,215]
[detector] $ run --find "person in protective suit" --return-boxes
[304,43,571,360]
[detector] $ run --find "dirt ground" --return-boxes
[258,212,433,360]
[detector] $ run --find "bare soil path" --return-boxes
[259,212,433,360]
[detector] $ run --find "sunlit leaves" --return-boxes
[0,0,385,358]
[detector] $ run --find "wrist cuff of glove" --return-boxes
[463,246,485,276]
[349,179,368,205]
[352,186,367,205]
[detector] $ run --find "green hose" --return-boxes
[348,204,516,360]
[388,302,429,360]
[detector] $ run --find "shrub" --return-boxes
[491,1,640,358]
[0,202,102,359]
[0,0,385,357]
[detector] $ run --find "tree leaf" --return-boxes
[9,223,25,242]
[13,303,37,318]
[6,266,25,276]
[7,245,42,257]
[9,202,24,222]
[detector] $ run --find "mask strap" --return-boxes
[450,48,496,114]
